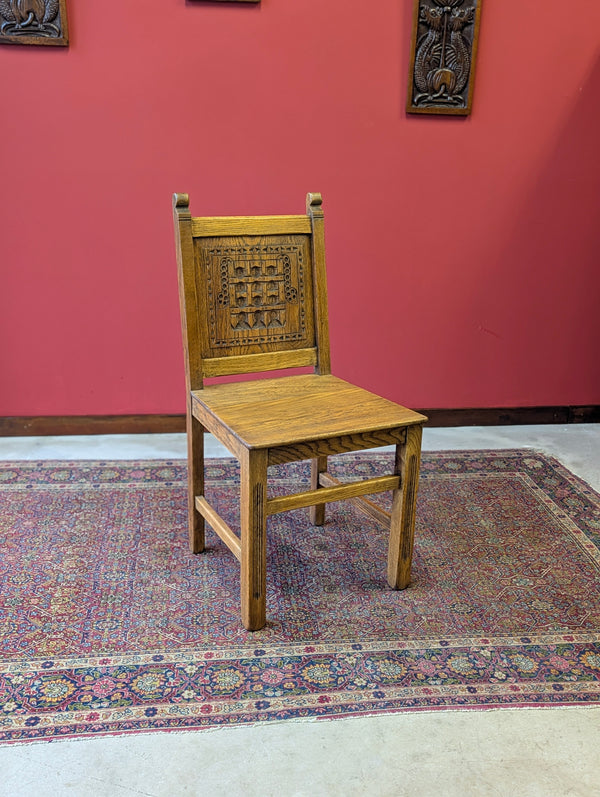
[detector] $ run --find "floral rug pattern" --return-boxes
[1,451,599,743]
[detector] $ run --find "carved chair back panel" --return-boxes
[194,234,316,359]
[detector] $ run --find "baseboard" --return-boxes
[0,406,598,437]
[0,414,186,437]
[420,406,600,427]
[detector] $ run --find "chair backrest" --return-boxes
[173,193,331,391]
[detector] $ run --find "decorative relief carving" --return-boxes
[0,0,68,46]
[204,243,308,350]
[407,0,482,116]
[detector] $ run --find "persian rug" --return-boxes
[1,450,599,745]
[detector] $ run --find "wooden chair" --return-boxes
[172,192,427,631]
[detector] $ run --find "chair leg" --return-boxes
[387,425,423,590]
[240,448,268,631]
[310,456,328,526]
[187,407,205,554]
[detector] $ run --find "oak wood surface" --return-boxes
[310,455,328,525]
[195,496,241,561]
[188,411,205,553]
[306,194,331,375]
[192,230,316,361]
[240,448,268,630]
[202,348,317,378]
[319,472,392,527]
[191,400,246,459]
[192,374,426,450]
[387,425,423,589]
[191,216,311,237]
[266,474,399,516]
[268,429,408,466]
[174,194,204,391]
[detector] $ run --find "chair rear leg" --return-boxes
[310,456,328,526]
[187,408,205,554]
[387,425,423,589]
[240,448,269,631]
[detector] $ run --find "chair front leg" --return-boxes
[310,456,328,526]
[387,425,423,590]
[187,406,205,554]
[240,448,269,631]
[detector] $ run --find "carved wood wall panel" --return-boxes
[407,0,482,116]
[0,0,68,46]
[196,235,316,358]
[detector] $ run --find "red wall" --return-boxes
[2,0,599,416]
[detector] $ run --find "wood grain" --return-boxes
[193,374,426,449]
[319,472,392,527]
[307,194,331,375]
[203,348,317,378]
[193,231,316,360]
[266,475,399,515]
[187,410,205,553]
[268,428,407,466]
[387,425,423,590]
[191,216,311,237]
[191,397,245,459]
[173,194,204,391]
[310,456,327,526]
[240,448,268,631]
[195,496,241,561]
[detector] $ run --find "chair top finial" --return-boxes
[173,193,190,209]
[307,193,323,216]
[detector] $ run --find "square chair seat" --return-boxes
[192,373,426,451]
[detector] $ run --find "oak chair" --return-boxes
[172,192,427,631]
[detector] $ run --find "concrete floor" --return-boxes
[1,425,599,797]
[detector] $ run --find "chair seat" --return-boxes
[192,373,426,451]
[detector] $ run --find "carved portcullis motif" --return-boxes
[407,0,482,116]
[200,237,315,356]
[0,0,68,46]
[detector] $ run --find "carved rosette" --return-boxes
[0,0,68,46]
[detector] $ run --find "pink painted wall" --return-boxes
[1,0,599,416]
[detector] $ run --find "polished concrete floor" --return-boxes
[1,425,599,797]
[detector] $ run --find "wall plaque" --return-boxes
[407,0,482,116]
[0,0,68,46]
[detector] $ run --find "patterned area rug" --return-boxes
[1,450,600,744]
